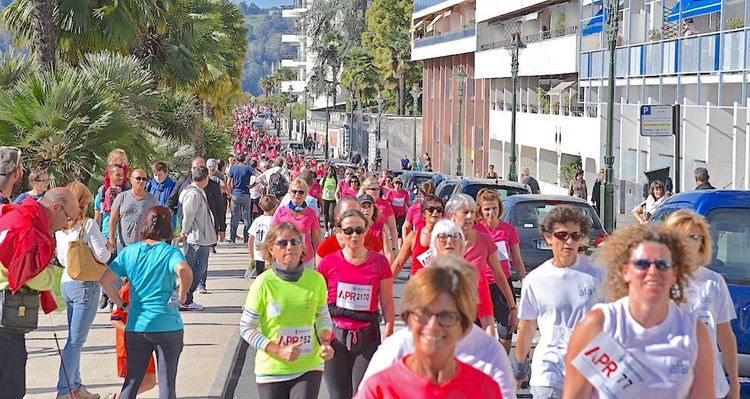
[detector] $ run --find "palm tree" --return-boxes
[341,46,379,105]
[260,75,274,98]
[31,0,55,69]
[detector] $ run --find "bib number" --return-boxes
[336,282,374,311]
[277,326,314,355]
[416,249,433,267]
[571,332,655,399]
[324,189,335,199]
[495,240,509,261]
[392,198,405,207]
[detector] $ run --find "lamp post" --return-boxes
[376,94,383,169]
[454,70,466,176]
[410,85,421,169]
[303,88,308,145]
[324,88,331,160]
[506,32,526,182]
[287,85,294,140]
[602,0,619,233]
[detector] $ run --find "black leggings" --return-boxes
[257,371,322,399]
[324,324,381,399]
[322,199,336,228]
[121,330,184,399]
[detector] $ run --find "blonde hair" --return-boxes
[663,209,712,267]
[259,223,305,265]
[595,223,695,303]
[107,148,128,165]
[65,181,92,230]
[289,179,309,192]
[475,188,504,221]
[401,255,478,333]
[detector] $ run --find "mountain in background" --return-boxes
[232,0,291,8]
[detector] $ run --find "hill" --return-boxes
[240,7,292,95]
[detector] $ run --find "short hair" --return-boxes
[694,167,709,183]
[429,220,466,255]
[520,167,530,176]
[106,148,128,165]
[107,163,124,175]
[420,195,446,216]
[539,205,590,237]
[28,168,48,185]
[338,209,368,227]
[289,178,309,191]
[301,170,315,186]
[65,181,92,229]
[445,193,476,214]
[192,166,209,182]
[236,154,246,163]
[130,168,147,178]
[138,206,174,241]
[259,196,278,213]
[664,209,712,266]
[475,188,504,220]
[400,255,478,334]
[260,222,305,265]
[334,196,359,220]
[595,223,694,303]
[152,161,168,173]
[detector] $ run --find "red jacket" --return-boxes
[0,197,57,313]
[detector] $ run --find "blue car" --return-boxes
[650,190,750,382]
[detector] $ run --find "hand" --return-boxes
[319,343,334,360]
[275,342,302,362]
[508,309,519,333]
[515,378,528,390]
[106,238,115,252]
[179,292,187,305]
[179,233,187,243]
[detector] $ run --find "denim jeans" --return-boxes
[57,281,101,396]
[184,244,210,304]
[230,194,252,242]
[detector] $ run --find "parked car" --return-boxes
[251,120,265,131]
[650,190,750,381]
[435,177,530,203]
[401,171,442,201]
[289,142,304,155]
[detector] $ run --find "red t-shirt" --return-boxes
[357,355,503,399]
[317,250,393,330]
[406,202,425,231]
[369,217,385,241]
[316,235,383,258]
[271,206,320,262]
[385,189,410,217]
[375,198,395,219]
[308,181,322,204]
[463,231,498,319]
[475,221,520,281]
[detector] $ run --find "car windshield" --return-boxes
[509,201,602,230]
[706,208,750,285]
[409,175,432,190]
[465,184,527,200]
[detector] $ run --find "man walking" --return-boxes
[107,169,160,253]
[591,168,605,215]
[227,154,256,243]
[694,167,716,190]
[0,146,23,204]
[520,167,541,194]
[0,188,80,398]
[179,166,217,311]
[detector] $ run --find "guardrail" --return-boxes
[414,26,475,48]
[479,25,578,51]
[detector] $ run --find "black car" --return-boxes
[435,177,530,203]
[400,171,442,201]
[289,142,304,155]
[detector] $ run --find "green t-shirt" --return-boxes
[322,177,337,201]
[245,268,328,378]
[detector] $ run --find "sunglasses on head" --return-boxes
[630,258,673,271]
[290,189,306,195]
[425,206,444,214]
[551,231,585,241]
[133,176,149,182]
[276,238,302,247]
[342,226,366,236]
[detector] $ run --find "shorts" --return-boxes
[395,215,406,238]
[117,354,156,378]
[530,386,563,399]
[490,282,513,340]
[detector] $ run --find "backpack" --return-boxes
[268,172,288,198]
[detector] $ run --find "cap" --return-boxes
[357,194,374,205]
[0,146,21,175]
[206,159,218,168]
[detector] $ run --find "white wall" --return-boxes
[476,0,549,22]
[475,34,578,78]
[411,35,477,61]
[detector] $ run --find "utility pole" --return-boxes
[410,85,421,169]
[602,0,619,233]
[325,88,330,159]
[454,70,466,176]
[376,94,383,169]
[506,33,525,181]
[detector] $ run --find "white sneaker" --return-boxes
[187,302,204,311]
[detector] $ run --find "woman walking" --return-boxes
[391,195,445,277]
[271,179,321,269]
[321,167,338,230]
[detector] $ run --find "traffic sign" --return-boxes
[639,105,678,137]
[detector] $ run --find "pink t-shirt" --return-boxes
[475,221,520,281]
[308,181,322,203]
[271,206,320,263]
[385,189,409,217]
[317,250,393,330]
[369,217,386,241]
[337,180,350,197]
[357,355,503,399]
[463,231,498,319]
[406,202,425,231]
[341,186,359,198]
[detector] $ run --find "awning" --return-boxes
[412,19,425,31]
[426,13,444,31]
[547,81,576,96]
[582,8,604,36]
[666,0,721,23]
[522,12,538,22]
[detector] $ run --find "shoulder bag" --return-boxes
[67,219,107,281]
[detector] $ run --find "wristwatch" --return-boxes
[120,302,129,311]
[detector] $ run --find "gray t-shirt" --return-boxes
[111,190,160,246]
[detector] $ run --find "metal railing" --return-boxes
[414,0,456,13]
[414,26,475,48]
[479,25,578,51]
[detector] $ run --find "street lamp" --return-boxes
[303,88,308,145]
[376,94,384,169]
[602,0,620,233]
[410,85,421,169]
[505,32,526,181]
[454,70,466,176]
[325,85,332,160]
[287,85,294,140]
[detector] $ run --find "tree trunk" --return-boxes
[32,0,56,70]
[398,74,406,115]
[193,100,205,156]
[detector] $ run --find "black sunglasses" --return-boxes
[275,238,302,247]
[424,206,445,214]
[290,189,306,195]
[133,176,149,182]
[342,226,366,236]
[551,231,586,242]
[630,258,672,271]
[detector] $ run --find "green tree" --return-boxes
[340,46,378,105]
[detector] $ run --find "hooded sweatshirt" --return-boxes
[179,184,218,246]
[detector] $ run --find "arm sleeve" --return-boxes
[168,247,186,273]
[180,192,198,234]
[518,278,539,320]
[239,280,272,350]
[111,192,124,212]
[309,209,320,232]
[85,219,112,263]
[94,191,102,211]
[716,277,737,323]
[314,276,333,333]
[109,252,127,278]
[166,177,185,211]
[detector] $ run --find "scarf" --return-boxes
[272,261,304,282]
[288,200,307,213]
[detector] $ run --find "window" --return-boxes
[510,201,601,230]
[464,184,528,201]
[706,208,750,285]
[438,184,456,201]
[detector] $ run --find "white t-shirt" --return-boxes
[591,297,698,399]
[249,215,272,261]
[683,266,736,397]
[518,256,604,389]
[249,175,262,199]
[55,218,112,283]
[359,324,517,399]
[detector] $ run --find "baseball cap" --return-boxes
[0,146,21,175]
[206,159,218,169]
[357,194,374,205]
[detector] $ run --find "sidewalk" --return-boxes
[25,244,251,399]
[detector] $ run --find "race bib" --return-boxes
[392,198,405,207]
[571,332,656,399]
[336,282,374,311]
[495,240,509,261]
[324,189,335,199]
[416,249,433,267]
[277,326,314,355]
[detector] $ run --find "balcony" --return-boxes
[579,27,750,80]
[477,0,550,23]
[281,80,306,95]
[282,33,303,44]
[411,26,476,60]
[475,31,577,79]
[413,0,469,19]
[282,5,307,19]
[281,58,306,69]
[480,25,578,51]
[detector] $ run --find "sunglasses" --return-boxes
[629,258,673,271]
[408,308,461,327]
[688,234,703,241]
[424,206,445,214]
[349,181,359,185]
[551,231,586,241]
[437,233,462,242]
[276,238,302,247]
[342,226,366,236]
[34,178,49,183]
[290,189,306,196]
[61,206,73,223]
[365,187,379,191]
[133,176,149,182]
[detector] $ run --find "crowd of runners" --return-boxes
[0,103,740,399]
